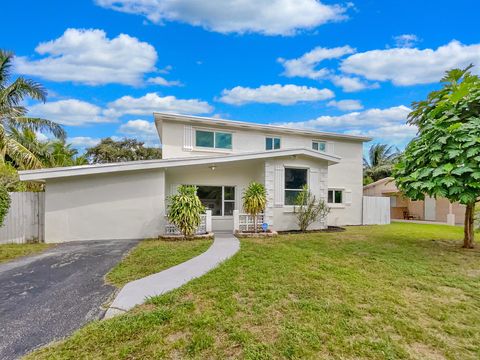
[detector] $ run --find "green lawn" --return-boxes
[0,243,52,263]
[28,223,480,359]
[106,238,213,287]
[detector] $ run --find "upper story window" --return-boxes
[312,140,326,152]
[195,129,232,150]
[328,189,343,204]
[284,168,308,205]
[266,136,281,151]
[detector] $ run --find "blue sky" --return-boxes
[2,0,480,151]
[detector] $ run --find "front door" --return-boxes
[424,197,436,221]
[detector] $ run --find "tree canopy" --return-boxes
[394,65,480,248]
[363,143,400,184]
[0,50,65,169]
[85,138,162,164]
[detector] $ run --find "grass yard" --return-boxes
[0,243,52,263]
[29,223,480,359]
[106,238,213,287]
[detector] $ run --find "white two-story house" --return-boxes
[20,113,370,242]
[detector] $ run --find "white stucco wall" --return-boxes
[327,140,364,226]
[165,161,264,231]
[45,169,165,242]
[162,120,365,226]
[161,121,338,159]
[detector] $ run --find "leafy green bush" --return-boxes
[242,182,266,233]
[0,185,11,227]
[167,185,205,238]
[294,185,330,232]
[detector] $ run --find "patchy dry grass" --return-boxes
[106,238,213,287]
[29,223,480,359]
[0,243,52,263]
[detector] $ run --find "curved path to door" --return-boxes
[105,233,240,318]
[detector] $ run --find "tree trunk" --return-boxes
[463,203,475,249]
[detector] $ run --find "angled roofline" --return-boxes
[19,148,341,182]
[154,112,372,143]
[363,177,395,190]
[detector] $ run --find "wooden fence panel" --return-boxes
[363,196,391,225]
[0,192,45,244]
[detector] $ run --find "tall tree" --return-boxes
[85,137,162,164]
[363,143,400,182]
[394,65,480,248]
[0,50,65,169]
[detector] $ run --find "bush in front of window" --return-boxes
[242,182,266,233]
[294,185,330,232]
[167,185,206,239]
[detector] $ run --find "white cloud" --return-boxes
[68,136,102,148]
[219,84,334,105]
[341,40,480,86]
[15,28,157,85]
[118,119,160,146]
[393,34,420,48]
[94,0,349,36]
[278,45,355,79]
[104,92,213,118]
[275,105,415,145]
[327,99,363,111]
[147,76,182,86]
[330,75,378,92]
[29,99,113,126]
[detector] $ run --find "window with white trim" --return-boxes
[196,185,235,216]
[328,189,343,204]
[195,129,232,149]
[266,136,281,150]
[284,168,308,205]
[312,140,326,152]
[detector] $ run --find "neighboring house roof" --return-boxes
[19,147,341,182]
[363,177,395,190]
[154,112,372,143]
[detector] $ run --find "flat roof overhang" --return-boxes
[19,148,341,182]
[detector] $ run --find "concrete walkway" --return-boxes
[105,233,240,318]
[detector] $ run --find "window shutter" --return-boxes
[309,168,320,199]
[274,165,284,206]
[183,125,193,151]
[327,141,335,154]
[344,189,352,205]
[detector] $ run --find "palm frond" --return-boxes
[2,77,47,107]
[9,117,66,140]
[0,50,13,85]
[4,137,42,169]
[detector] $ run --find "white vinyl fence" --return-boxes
[362,196,391,225]
[0,192,45,244]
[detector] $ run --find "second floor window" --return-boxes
[195,130,232,150]
[312,140,326,152]
[266,137,281,150]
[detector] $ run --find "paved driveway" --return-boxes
[0,239,138,360]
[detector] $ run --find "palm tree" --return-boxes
[363,143,400,182]
[0,50,65,169]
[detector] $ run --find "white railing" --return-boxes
[164,210,212,235]
[233,210,265,232]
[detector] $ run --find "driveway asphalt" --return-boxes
[0,239,138,360]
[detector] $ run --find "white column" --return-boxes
[446,202,455,225]
[205,210,212,233]
[233,210,239,232]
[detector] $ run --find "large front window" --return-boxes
[284,168,308,205]
[195,130,232,150]
[196,185,235,216]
